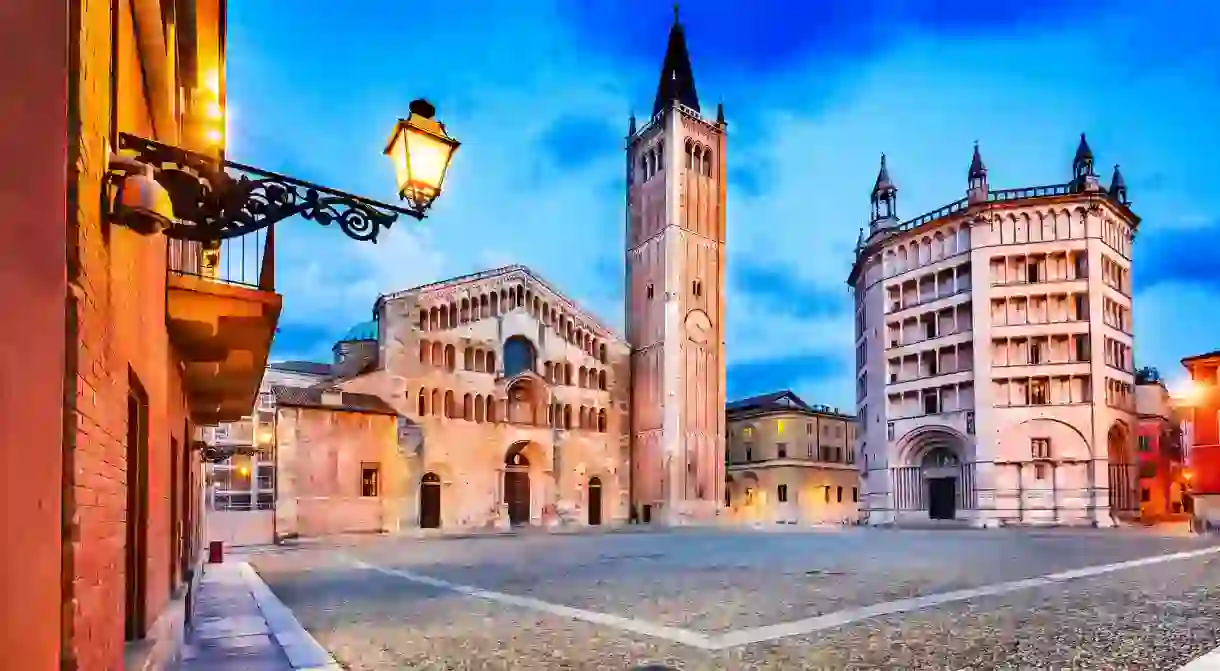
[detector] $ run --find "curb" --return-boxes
[237,562,343,670]
[1180,646,1220,670]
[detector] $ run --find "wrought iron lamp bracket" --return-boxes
[112,132,423,243]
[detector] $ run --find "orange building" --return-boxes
[1,0,282,668]
[1134,370,1187,520]
[1181,350,1220,532]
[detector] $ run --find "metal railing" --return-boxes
[167,223,275,290]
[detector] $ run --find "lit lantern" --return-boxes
[384,99,460,213]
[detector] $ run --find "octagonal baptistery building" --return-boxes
[331,265,631,531]
[849,136,1141,528]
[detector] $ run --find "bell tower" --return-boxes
[625,6,727,525]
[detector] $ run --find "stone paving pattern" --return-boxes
[250,528,1220,669]
[184,563,293,671]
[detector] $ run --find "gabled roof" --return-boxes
[375,264,624,343]
[726,390,854,420]
[268,361,332,377]
[272,386,398,416]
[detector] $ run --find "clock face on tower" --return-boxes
[684,309,712,345]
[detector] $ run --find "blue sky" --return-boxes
[227,0,1220,408]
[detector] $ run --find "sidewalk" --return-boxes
[183,561,339,671]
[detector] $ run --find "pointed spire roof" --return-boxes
[968,141,987,179]
[1074,132,1094,164]
[652,4,700,116]
[1110,163,1125,189]
[628,113,637,136]
[716,101,725,125]
[872,153,895,197]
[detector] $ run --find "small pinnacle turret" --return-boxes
[716,101,725,125]
[628,113,636,136]
[870,153,898,226]
[1072,132,1100,191]
[967,141,988,203]
[1110,164,1128,204]
[968,142,987,180]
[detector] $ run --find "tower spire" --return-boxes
[652,5,700,116]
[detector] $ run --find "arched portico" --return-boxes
[893,425,973,520]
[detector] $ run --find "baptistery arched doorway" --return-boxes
[921,447,960,520]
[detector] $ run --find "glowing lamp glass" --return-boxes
[384,100,459,212]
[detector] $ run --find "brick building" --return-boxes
[1181,350,1220,531]
[0,0,392,667]
[1134,369,1187,520]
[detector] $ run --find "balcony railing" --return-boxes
[167,223,275,290]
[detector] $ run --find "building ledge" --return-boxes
[167,273,282,425]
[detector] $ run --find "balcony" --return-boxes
[167,227,281,425]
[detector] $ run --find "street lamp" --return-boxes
[106,99,460,244]
[385,99,461,214]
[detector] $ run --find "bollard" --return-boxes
[208,540,224,564]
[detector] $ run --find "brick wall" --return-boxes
[0,0,71,667]
[274,407,405,539]
[65,0,199,667]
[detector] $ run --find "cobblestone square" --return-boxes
[249,528,1220,669]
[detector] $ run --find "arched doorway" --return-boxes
[922,446,960,520]
[588,477,603,526]
[419,472,441,529]
[504,445,531,526]
[1108,423,1137,515]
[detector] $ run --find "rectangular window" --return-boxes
[1137,435,1151,452]
[1030,342,1042,365]
[776,420,785,435]
[361,463,380,497]
[1034,463,1048,480]
[776,443,787,459]
[1031,438,1051,459]
[807,443,815,459]
[852,487,858,502]
[745,444,753,462]
[1030,379,1048,405]
[743,426,753,438]
[806,423,813,435]
[777,484,789,503]
[1026,261,1039,284]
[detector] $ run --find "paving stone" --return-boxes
[248,528,1220,669]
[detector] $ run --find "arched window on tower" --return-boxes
[502,335,537,378]
[702,149,713,177]
[685,140,694,169]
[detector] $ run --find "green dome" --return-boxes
[340,319,377,342]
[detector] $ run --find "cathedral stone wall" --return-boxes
[273,405,406,540]
[335,266,631,530]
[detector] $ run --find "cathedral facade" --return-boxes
[263,12,731,533]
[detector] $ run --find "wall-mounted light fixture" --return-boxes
[105,99,459,245]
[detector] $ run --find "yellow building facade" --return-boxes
[725,391,861,525]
